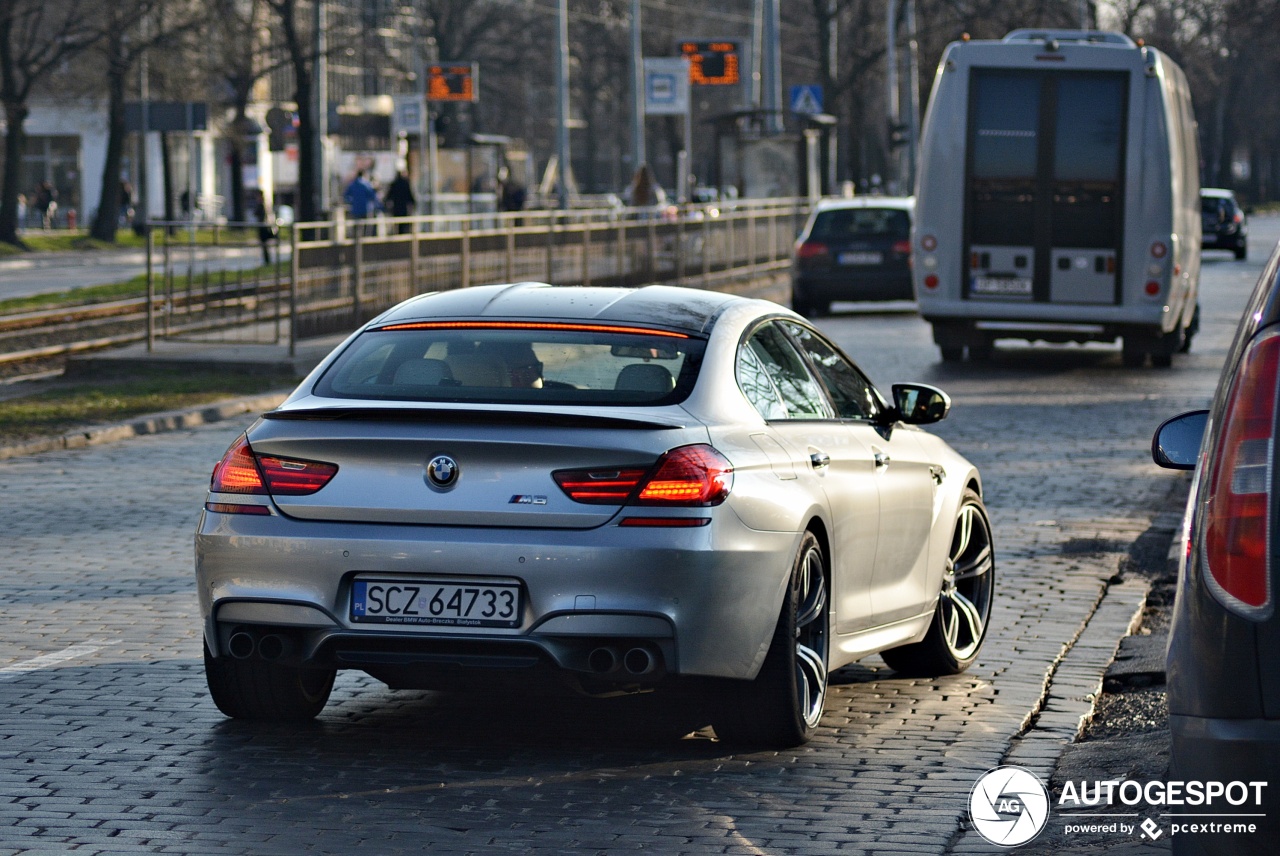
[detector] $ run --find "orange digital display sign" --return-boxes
[679,41,741,86]
[426,64,477,102]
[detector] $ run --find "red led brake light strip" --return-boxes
[375,321,690,339]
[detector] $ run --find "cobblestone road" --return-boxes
[0,222,1271,855]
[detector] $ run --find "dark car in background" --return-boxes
[1201,187,1248,259]
[791,197,914,316]
[1152,241,1280,855]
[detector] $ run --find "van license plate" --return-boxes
[839,251,883,266]
[351,579,521,627]
[972,276,1032,296]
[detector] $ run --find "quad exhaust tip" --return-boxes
[623,646,657,676]
[587,645,659,676]
[226,630,291,661]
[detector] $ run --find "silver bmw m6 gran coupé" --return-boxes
[196,283,993,746]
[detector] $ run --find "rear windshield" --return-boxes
[313,324,705,406]
[1202,197,1236,217]
[809,208,910,240]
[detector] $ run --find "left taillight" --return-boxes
[209,435,337,512]
[1201,329,1278,619]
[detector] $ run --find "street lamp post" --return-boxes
[555,0,570,210]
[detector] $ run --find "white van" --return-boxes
[913,30,1200,366]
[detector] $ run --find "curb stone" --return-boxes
[0,391,289,461]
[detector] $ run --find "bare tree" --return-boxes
[87,0,204,242]
[207,0,289,223]
[0,0,99,246]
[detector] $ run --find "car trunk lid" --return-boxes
[244,405,704,528]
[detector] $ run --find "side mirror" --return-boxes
[892,383,951,425]
[1152,410,1209,470]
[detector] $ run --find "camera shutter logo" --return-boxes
[969,766,1051,847]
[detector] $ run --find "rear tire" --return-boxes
[1236,244,1247,260]
[939,346,964,363]
[204,640,335,722]
[881,489,994,677]
[713,532,829,747]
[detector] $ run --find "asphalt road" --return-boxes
[0,241,289,301]
[0,221,1271,855]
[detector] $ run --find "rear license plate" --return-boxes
[972,276,1033,296]
[838,251,883,266]
[351,579,521,628]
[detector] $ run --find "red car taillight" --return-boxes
[552,467,648,504]
[796,241,830,263]
[1202,330,1278,619]
[892,239,911,255]
[554,445,733,508]
[210,435,338,502]
[210,436,266,494]
[636,445,733,505]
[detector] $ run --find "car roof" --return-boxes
[812,196,914,213]
[373,283,743,335]
[1201,188,1237,199]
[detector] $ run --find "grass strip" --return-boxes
[0,367,296,445]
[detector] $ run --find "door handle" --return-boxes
[874,451,891,468]
[810,451,831,470]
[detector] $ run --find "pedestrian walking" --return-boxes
[383,170,415,234]
[344,170,379,235]
[251,190,277,266]
[34,181,57,229]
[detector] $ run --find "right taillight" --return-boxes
[1202,329,1278,619]
[553,445,734,508]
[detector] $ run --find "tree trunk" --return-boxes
[160,131,175,228]
[0,102,29,246]
[90,61,129,242]
[228,139,246,223]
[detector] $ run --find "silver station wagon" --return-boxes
[196,283,993,746]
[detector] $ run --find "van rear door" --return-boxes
[965,69,1128,306]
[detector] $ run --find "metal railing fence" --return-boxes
[145,198,810,354]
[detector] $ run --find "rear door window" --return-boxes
[736,323,831,420]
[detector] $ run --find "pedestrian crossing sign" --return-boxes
[790,85,824,116]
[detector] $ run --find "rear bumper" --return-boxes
[793,269,914,303]
[1202,231,1246,251]
[195,507,798,683]
[1168,714,1280,855]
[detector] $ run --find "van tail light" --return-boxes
[554,445,733,507]
[210,435,338,498]
[1202,329,1278,619]
[796,241,830,263]
[1234,212,1244,224]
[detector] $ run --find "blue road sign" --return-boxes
[790,85,824,116]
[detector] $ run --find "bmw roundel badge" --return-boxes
[425,454,459,490]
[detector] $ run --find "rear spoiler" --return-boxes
[262,406,685,431]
